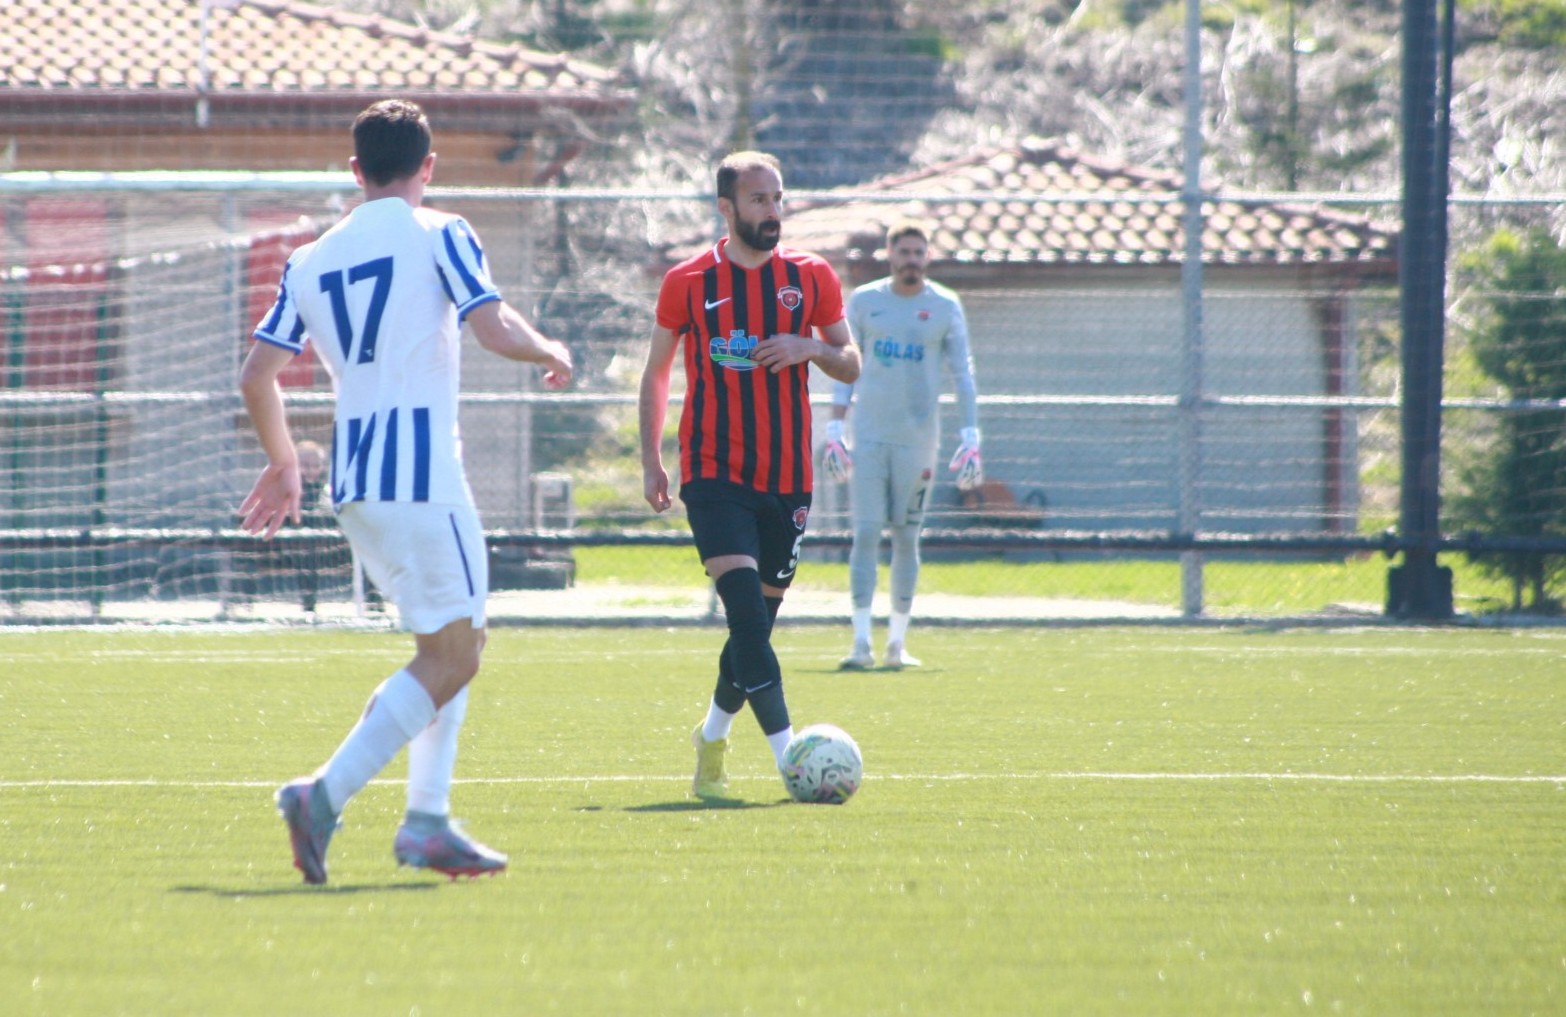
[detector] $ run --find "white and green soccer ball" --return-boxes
[780,723,863,804]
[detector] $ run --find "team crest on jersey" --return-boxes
[710,329,760,371]
[777,285,804,311]
[918,309,931,321]
[792,506,809,530]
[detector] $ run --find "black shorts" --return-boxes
[679,479,812,589]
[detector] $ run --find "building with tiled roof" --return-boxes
[755,142,1399,536]
[0,0,638,544]
[0,0,631,183]
[781,139,1397,276]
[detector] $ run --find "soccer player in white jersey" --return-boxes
[823,218,982,670]
[238,100,572,884]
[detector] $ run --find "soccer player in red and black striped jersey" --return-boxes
[639,151,861,800]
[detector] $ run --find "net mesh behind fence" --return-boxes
[2,182,1558,622]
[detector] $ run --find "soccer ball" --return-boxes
[780,723,863,804]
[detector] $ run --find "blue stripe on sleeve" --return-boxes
[441,223,486,303]
[456,292,501,323]
[254,267,308,353]
[462,224,487,271]
[252,332,301,354]
[258,263,293,335]
[435,264,458,307]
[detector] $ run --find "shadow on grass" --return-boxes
[800,665,942,676]
[617,798,786,813]
[171,882,440,899]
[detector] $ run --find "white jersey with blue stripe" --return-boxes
[253,197,500,509]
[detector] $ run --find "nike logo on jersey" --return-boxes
[705,297,732,309]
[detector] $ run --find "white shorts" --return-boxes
[336,501,488,634]
[849,439,937,529]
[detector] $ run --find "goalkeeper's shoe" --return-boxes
[275,778,340,886]
[882,642,922,670]
[691,725,730,799]
[394,811,508,879]
[838,642,876,671]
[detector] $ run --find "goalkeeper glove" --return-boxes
[949,426,983,491]
[821,419,852,482]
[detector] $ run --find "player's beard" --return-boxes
[736,216,781,252]
[896,263,924,287]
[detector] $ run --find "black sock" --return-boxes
[713,569,788,733]
[714,593,786,716]
[713,640,746,714]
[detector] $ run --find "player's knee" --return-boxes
[433,650,481,699]
[454,643,482,685]
[715,568,783,694]
[413,623,484,701]
[715,568,768,641]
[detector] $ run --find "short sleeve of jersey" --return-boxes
[253,253,309,353]
[654,266,694,333]
[432,216,501,321]
[804,256,845,326]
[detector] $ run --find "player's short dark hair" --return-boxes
[886,218,930,247]
[352,100,432,186]
[716,151,783,203]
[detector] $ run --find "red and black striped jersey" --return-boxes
[655,238,846,494]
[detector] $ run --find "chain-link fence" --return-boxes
[2,181,1561,623]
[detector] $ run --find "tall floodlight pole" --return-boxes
[1389,0,1455,618]
[1178,0,1207,616]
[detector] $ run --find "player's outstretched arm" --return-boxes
[468,302,573,389]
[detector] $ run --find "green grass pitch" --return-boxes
[2,625,1563,1015]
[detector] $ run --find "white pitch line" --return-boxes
[1,772,1562,790]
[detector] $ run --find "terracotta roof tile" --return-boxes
[0,0,625,105]
[781,139,1396,270]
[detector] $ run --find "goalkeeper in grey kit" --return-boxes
[823,218,982,670]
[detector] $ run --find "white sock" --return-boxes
[766,726,794,766]
[852,607,873,647]
[317,669,436,813]
[889,611,911,646]
[701,699,739,743]
[406,685,469,816]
